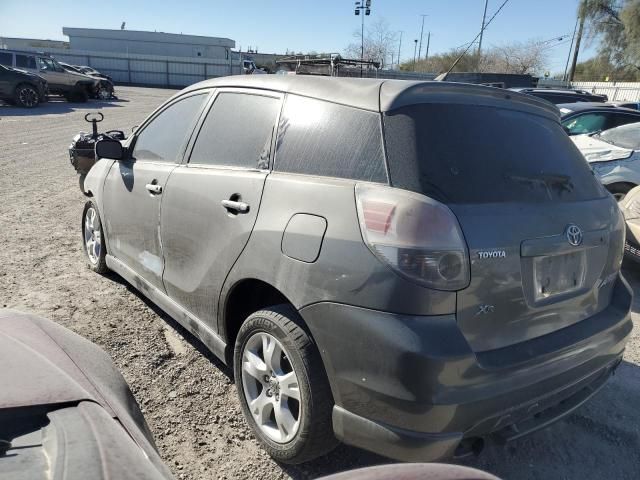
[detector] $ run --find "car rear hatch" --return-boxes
[383,87,624,353]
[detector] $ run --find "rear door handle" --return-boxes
[221,199,250,213]
[145,183,162,194]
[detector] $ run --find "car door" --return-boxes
[37,57,74,88]
[102,91,210,291]
[160,89,282,326]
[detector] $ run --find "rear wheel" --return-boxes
[82,201,108,273]
[14,83,40,108]
[607,183,634,202]
[234,305,337,464]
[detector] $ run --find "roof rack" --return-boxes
[276,53,380,77]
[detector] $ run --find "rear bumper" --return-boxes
[300,274,632,462]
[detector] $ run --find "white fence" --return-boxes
[539,78,640,102]
[11,47,243,88]
[571,81,640,102]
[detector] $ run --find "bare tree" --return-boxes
[344,18,398,67]
[483,40,549,74]
[409,40,548,75]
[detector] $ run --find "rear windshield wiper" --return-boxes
[506,173,574,200]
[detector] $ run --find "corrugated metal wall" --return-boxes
[10,47,243,88]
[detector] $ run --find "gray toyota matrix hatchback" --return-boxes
[82,76,632,464]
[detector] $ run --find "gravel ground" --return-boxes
[1,87,639,480]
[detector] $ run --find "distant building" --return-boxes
[0,37,69,50]
[62,27,235,60]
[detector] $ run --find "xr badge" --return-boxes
[476,304,495,316]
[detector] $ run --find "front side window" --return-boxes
[274,95,387,182]
[133,94,207,163]
[562,112,608,135]
[0,52,12,66]
[15,55,36,69]
[189,92,280,169]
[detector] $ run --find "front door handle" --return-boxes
[145,183,162,195]
[221,199,250,214]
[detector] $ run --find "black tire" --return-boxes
[78,174,86,192]
[234,305,337,464]
[81,201,108,273]
[14,83,40,108]
[607,183,634,202]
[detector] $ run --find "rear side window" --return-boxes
[0,52,12,66]
[133,93,207,163]
[384,104,604,204]
[189,92,280,169]
[274,95,387,182]
[15,54,36,69]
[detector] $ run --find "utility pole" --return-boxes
[397,31,402,70]
[563,16,579,82]
[418,14,428,60]
[425,31,431,61]
[413,39,418,71]
[477,0,489,67]
[568,6,585,82]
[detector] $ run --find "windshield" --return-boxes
[384,103,605,204]
[595,123,640,150]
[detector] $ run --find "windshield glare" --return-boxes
[597,123,640,150]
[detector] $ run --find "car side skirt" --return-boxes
[106,255,227,364]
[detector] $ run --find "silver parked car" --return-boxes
[81,76,631,464]
[572,122,640,201]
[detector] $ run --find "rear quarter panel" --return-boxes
[217,173,456,337]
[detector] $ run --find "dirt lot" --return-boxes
[1,87,639,480]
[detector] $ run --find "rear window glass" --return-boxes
[15,54,36,69]
[274,95,387,182]
[384,104,604,204]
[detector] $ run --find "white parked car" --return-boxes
[572,122,640,201]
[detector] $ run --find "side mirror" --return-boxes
[95,138,125,160]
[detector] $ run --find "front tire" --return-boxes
[234,305,337,464]
[82,201,108,273]
[14,83,40,108]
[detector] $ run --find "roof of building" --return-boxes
[181,74,559,117]
[62,27,234,48]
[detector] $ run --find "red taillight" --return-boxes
[362,201,396,234]
[355,184,470,291]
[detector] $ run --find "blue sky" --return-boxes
[0,0,596,74]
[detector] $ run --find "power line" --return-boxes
[444,0,511,76]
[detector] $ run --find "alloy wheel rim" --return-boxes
[98,88,110,100]
[84,207,101,264]
[19,87,38,107]
[241,332,301,443]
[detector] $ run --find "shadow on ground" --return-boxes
[103,264,640,480]
[0,98,127,117]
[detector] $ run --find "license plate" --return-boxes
[533,250,586,300]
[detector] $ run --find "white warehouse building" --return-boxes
[62,27,235,60]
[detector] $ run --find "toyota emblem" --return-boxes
[566,224,583,246]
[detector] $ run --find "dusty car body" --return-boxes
[0,310,172,480]
[572,122,640,200]
[81,76,632,464]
